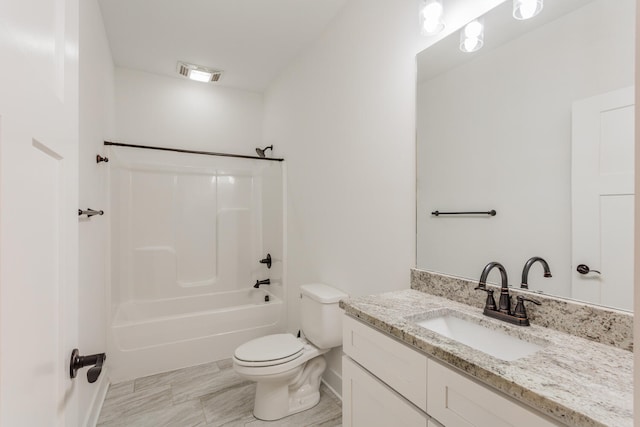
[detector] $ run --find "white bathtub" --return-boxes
[108,288,285,381]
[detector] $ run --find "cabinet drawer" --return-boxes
[342,356,428,427]
[427,359,562,427]
[343,315,427,411]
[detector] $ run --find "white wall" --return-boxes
[262,0,421,394]
[417,0,635,298]
[114,68,264,155]
[78,0,116,424]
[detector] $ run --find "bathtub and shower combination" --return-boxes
[106,144,285,381]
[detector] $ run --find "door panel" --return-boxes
[600,195,634,309]
[571,87,634,310]
[1,128,64,425]
[0,0,79,424]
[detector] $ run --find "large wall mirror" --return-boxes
[416,0,635,311]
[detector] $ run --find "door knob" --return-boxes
[577,264,601,275]
[70,349,106,383]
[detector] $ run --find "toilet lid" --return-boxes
[234,334,304,366]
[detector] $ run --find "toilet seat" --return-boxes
[234,334,304,367]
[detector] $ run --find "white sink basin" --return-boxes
[415,313,545,361]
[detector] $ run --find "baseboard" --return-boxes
[322,367,342,400]
[84,367,109,427]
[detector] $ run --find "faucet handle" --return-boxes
[518,296,541,305]
[475,287,497,311]
[514,296,541,319]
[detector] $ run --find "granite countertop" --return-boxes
[340,289,633,427]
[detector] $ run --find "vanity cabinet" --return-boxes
[342,312,427,410]
[427,359,559,427]
[342,356,428,427]
[342,315,562,427]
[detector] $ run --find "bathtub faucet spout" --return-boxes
[254,279,270,288]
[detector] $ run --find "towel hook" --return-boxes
[78,209,104,218]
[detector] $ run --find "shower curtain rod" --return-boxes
[104,141,285,162]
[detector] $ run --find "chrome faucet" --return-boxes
[520,257,552,289]
[254,279,270,288]
[475,262,540,326]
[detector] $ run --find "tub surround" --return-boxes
[340,288,633,426]
[107,147,286,382]
[411,269,633,351]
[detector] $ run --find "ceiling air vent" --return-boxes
[177,63,190,77]
[176,61,223,83]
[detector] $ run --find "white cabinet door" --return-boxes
[427,360,561,427]
[342,356,428,427]
[343,315,428,411]
[0,0,79,425]
[571,86,634,310]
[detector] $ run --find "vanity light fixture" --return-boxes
[459,19,484,53]
[176,61,222,83]
[419,0,445,35]
[513,0,543,20]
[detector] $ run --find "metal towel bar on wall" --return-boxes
[431,210,497,217]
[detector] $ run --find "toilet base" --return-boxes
[252,356,327,421]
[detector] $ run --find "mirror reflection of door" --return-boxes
[571,87,634,310]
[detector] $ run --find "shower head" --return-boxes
[255,145,273,158]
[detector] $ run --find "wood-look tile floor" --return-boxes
[97,359,342,427]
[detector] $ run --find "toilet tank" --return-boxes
[300,284,348,349]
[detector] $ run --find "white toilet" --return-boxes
[232,283,347,421]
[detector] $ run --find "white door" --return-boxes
[571,87,634,310]
[0,0,79,425]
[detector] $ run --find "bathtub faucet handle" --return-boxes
[254,279,270,288]
[259,254,272,269]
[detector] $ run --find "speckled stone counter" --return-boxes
[411,269,634,351]
[340,290,633,427]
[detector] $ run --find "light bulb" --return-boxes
[189,69,213,82]
[459,19,484,53]
[420,0,445,35]
[464,20,483,38]
[422,2,443,18]
[513,0,543,20]
[463,37,480,52]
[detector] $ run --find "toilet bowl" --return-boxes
[232,283,347,421]
[233,333,329,420]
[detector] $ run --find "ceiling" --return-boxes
[98,0,348,92]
